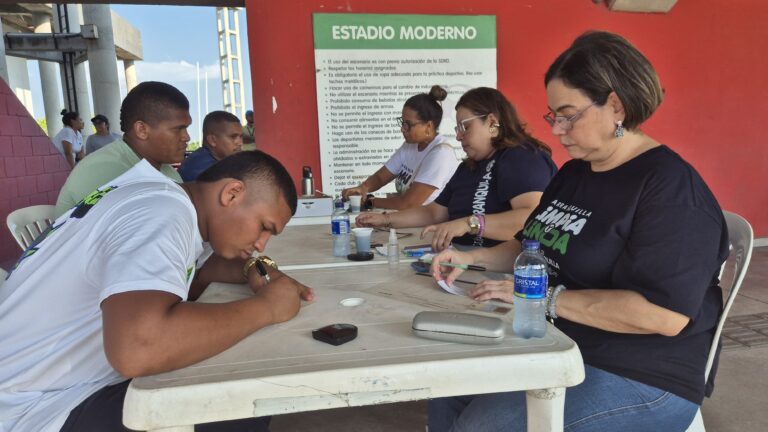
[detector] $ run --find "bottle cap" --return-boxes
[389,228,398,244]
[521,239,540,250]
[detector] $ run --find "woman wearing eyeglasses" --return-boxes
[427,31,728,432]
[356,87,557,252]
[341,85,459,210]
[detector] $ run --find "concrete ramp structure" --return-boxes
[1,3,143,137]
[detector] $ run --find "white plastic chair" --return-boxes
[6,205,55,250]
[686,210,754,432]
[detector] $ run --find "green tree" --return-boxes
[37,118,48,136]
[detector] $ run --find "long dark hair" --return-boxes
[456,88,551,163]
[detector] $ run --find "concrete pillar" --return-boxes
[34,14,63,137]
[54,4,92,138]
[124,60,138,91]
[0,27,8,84]
[81,4,121,133]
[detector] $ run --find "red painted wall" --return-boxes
[0,78,71,266]
[245,0,768,236]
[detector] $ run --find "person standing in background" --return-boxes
[242,109,256,150]
[85,115,122,155]
[52,110,85,168]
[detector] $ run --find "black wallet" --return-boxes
[312,323,358,346]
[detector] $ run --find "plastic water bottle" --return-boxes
[331,198,350,257]
[387,228,399,268]
[513,239,548,338]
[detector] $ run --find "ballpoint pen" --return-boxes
[254,259,271,284]
[420,259,486,272]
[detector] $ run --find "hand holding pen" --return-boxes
[427,249,478,286]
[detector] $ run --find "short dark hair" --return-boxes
[202,111,241,147]
[456,87,551,157]
[197,150,297,215]
[91,114,109,125]
[120,81,190,133]
[404,85,448,130]
[544,31,663,130]
[60,110,79,127]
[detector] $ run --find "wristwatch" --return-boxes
[256,255,278,270]
[243,255,279,280]
[364,194,376,211]
[468,215,481,235]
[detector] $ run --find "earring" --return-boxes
[490,123,500,137]
[614,120,625,138]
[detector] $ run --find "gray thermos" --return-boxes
[301,166,314,197]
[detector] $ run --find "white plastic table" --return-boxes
[123,265,584,432]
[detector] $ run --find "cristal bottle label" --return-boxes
[331,220,349,235]
[513,274,547,299]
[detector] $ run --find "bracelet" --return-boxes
[384,212,392,228]
[243,256,277,282]
[478,214,486,237]
[243,257,273,284]
[243,257,258,279]
[546,284,567,319]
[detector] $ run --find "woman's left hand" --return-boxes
[421,219,470,252]
[469,279,515,303]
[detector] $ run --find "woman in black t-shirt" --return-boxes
[427,32,729,432]
[355,87,556,251]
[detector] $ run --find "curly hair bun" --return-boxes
[429,85,448,102]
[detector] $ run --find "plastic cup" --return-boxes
[352,227,373,253]
[349,195,362,213]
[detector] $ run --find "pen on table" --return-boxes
[422,260,486,272]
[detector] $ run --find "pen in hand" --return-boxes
[422,259,486,272]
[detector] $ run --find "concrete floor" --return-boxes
[272,247,768,432]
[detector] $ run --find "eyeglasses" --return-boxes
[396,117,426,131]
[543,102,596,131]
[454,114,488,134]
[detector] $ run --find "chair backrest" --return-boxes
[705,210,754,379]
[6,205,56,250]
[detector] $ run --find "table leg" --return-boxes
[525,387,566,432]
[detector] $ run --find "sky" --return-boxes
[26,5,253,144]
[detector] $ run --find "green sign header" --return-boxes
[313,13,496,50]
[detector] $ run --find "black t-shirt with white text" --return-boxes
[436,144,557,247]
[516,145,729,404]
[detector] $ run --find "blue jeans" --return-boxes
[428,365,698,432]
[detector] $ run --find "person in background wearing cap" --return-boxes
[85,114,122,155]
[179,110,244,181]
[242,109,255,150]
